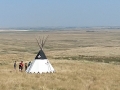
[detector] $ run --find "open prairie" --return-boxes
[0,29,120,90]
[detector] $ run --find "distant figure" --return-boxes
[19,61,24,72]
[14,61,17,69]
[28,61,31,67]
[19,63,21,71]
[25,63,27,71]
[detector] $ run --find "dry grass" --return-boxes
[0,29,120,90]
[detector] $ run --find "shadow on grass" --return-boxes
[53,55,120,64]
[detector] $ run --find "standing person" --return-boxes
[19,63,21,71]
[20,61,24,72]
[14,61,17,70]
[25,63,27,71]
[28,61,31,67]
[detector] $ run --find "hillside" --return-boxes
[0,29,120,90]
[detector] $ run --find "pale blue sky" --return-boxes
[0,0,120,27]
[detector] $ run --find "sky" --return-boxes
[0,0,120,28]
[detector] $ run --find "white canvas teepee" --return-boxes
[26,36,55,73]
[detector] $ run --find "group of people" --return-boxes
[14,61,31,72]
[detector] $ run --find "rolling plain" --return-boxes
[0,29,120,90]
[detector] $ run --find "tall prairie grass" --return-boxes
[0,60,120,90]
[0,30,120,90]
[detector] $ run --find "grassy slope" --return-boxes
[0,29,120,90]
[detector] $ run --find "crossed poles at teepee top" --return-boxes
[35,35,49,50]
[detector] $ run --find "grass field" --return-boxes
[0,29,120,90]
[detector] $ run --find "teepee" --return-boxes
[26,36,55,73]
